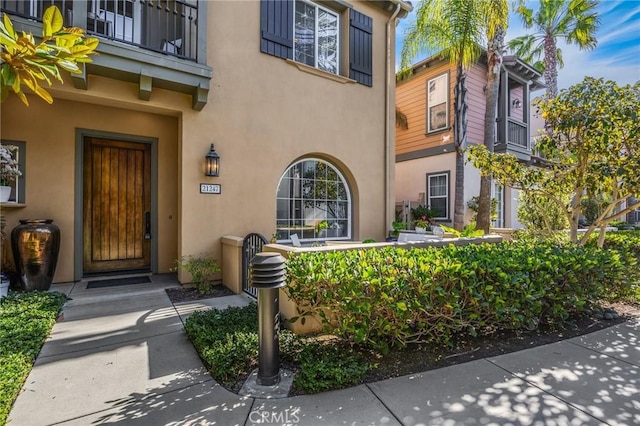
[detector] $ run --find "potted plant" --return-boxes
[0,145,21,203]
[387,221,406,241]
[410,205,437,232]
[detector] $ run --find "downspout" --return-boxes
[385,3,402,237]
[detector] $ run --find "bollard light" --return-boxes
[250,252,287,386]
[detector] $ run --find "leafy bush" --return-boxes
[0,291,67,424]
[185,303,370,393]
[467,196,498,222]
[285,242,633,352]
[517,191,569,232]
[173,253,221,294]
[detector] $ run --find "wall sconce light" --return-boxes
[205,144,220,177]
[512,98,522,109]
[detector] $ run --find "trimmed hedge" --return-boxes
[285,241,635,352]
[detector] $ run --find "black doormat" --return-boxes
[86,276,152,289]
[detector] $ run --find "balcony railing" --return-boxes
[507,117,528,149]
[1,0,198,61]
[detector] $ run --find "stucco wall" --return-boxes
[0,0,396,284]
[1,97,179,283]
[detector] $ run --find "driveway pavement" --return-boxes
[8,275,639,425]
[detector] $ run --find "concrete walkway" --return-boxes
[8,276,640,425]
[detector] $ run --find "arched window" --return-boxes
[276,159,351,242]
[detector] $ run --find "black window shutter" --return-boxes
[349,9,373,87]
[260,0,294,59]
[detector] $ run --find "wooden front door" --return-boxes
[83,138,151,273]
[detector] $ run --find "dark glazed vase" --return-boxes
[11,219,61,291]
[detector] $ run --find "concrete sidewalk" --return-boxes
[8,276,640,425]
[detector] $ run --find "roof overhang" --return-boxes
[502,55,545,91]
[368,0,413,18]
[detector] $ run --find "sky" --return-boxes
[395,0,640,90]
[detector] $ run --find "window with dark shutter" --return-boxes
[260,0,294,60]
[349,9,373,87]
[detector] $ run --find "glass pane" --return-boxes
[429,175,447,197]
[277,178,291,198]
[430,198,447,218]
[275,159,351,241]
[428,75,447,104]
[317,9,338,74]
[429,103,447,131]
[295,1,315,67]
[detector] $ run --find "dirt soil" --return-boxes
[165,284,234,303]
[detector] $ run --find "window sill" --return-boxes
[0,202,26,208]
[425,127,452,136]
[286,60,356,85]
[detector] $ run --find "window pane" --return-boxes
[276,159,351,241]
[428,75,447,104]
[295,1,315,67]
[429,175,447,197]
[430,198,447,218]
[317,9,338,73]
[429,103,447,131]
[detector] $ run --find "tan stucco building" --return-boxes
[1,0,412,287]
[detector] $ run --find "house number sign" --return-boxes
[200,183,221,194]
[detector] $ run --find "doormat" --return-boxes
[86,276,152,289]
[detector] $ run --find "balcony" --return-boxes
[1,0,212,110]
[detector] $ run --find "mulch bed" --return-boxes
[165,284,235,303]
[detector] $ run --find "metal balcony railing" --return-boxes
[1,0,198,61]
[507,117,528,149]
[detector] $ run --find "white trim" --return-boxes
[427,172,449,220]
[293,0,340,75]
[276,158,352,243]
[427,73,449,133]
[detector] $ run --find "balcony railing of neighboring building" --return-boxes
[507,117,529,150]
[1,0,198,62]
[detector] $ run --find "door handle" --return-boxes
[144,211,151,240]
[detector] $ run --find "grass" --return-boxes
[0,291,67,425]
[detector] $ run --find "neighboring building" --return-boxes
[395,54,544,228]
[0,0,412,286]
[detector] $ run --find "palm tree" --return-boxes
[508,0,599,99]
[401,0,508,231]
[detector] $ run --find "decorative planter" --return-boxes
[0,185,11,203]
[11,219,61,292]
[415,226,427,234]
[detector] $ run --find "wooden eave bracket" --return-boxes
[71,64,88,90]
[139,74,152,101]
[192,84,209,111]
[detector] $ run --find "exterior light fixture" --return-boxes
[205,144,220,177]
[512,98,522,109]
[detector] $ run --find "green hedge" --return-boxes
[285,241,635,353]
[0,291,67,424]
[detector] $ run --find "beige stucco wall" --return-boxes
[177,0,394,260]
[1,0,397,285]
[1,95,180,283]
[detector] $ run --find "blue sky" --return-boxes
[395,0,640,90]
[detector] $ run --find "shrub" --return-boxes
[517,191,569,232]
[185,304,258,385]
[285,242,632,352]
[0,291,67,424]
[174,253,221,294]
[185,304,370,393]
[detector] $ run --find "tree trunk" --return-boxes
[453,64,467,231]
[543,35,558,99]
[477,26,505,233]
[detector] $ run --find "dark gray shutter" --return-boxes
[260,0,294,59]
[349,9,373,87]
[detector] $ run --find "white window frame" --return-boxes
[293,0,340,75]
[276,158,351,243]
[492,182,505,228]
[426,172,449,220]
[427,73,449,133]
